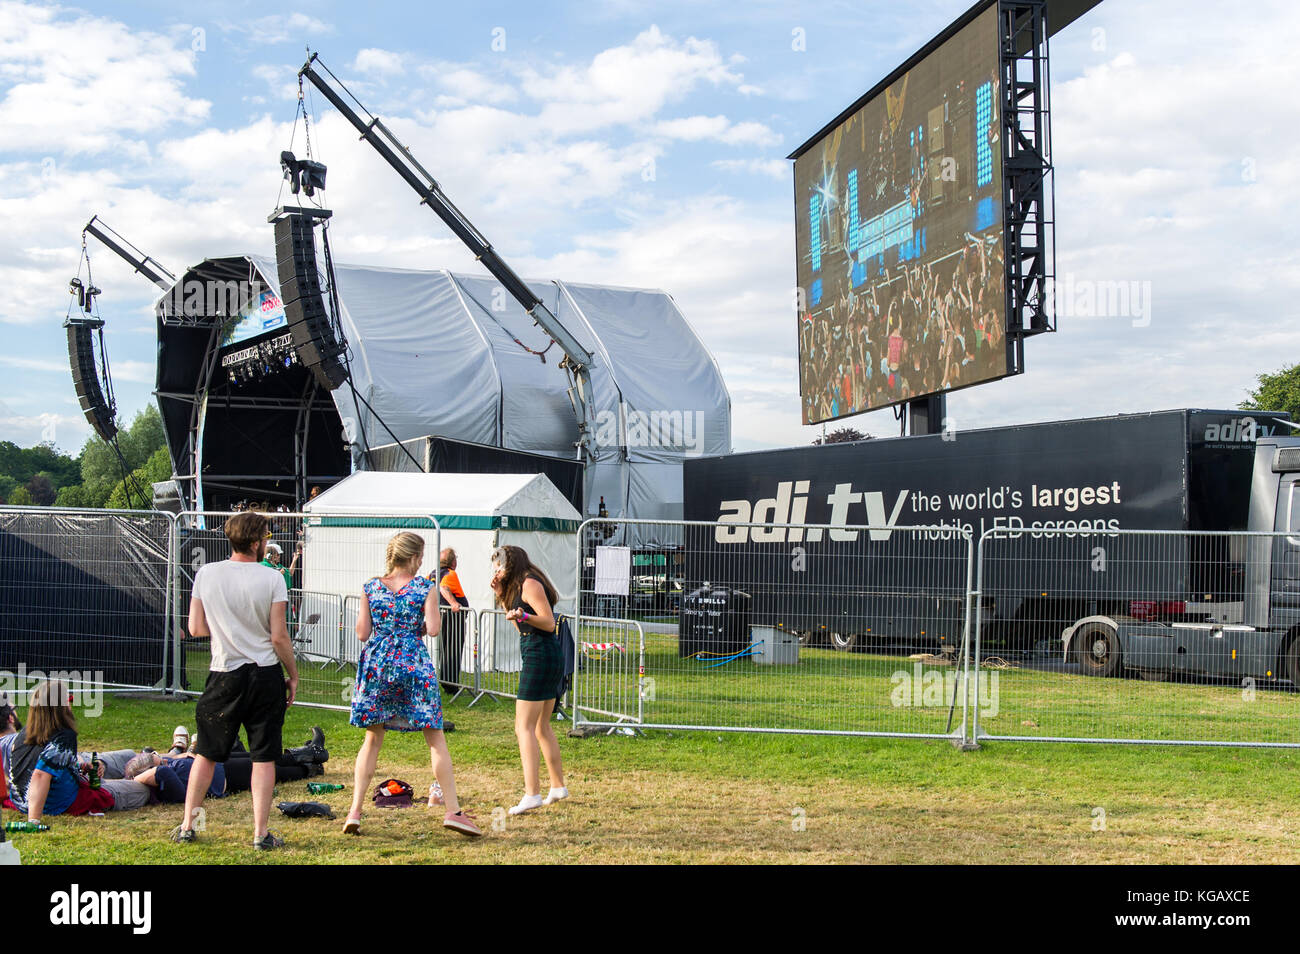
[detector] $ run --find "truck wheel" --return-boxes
[795,630,819,648]
[1284,636,1300,686]
[828,631,858,652]
[1074,622,1121,677]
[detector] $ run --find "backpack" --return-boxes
[372,778,414,808]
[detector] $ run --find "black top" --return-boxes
[513,574,553,636]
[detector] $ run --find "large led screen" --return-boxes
[794,3,1006,423]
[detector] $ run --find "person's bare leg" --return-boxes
[515,701,543,796]
[180,756,216,832]
[534,699,565,790]
[347,727,384,821]
[251,761,277,839]
[424,727,459,814]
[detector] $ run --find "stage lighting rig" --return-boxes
[280,151,328,197]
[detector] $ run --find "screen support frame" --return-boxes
[1000,0,1056,377]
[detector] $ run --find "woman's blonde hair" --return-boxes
[26,679,76,747]
[384,531,425,575]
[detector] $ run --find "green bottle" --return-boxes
[307,782,344,794]
[88,752,101,790]
[4,821,51,833]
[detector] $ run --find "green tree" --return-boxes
[1241,364,1300,420]
[0,474,16,503]
[8,486,33,505]
[106,446,171,509]
[118,405,165,471]
[25,473,56,506]
[814,427,872,445]
[54,484,93,508]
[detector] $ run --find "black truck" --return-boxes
[682,409,1300,682]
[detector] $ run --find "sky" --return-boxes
[1,0,1298,457]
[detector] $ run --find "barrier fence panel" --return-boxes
[575,518,976,738]
[470,608,522,705]
[173,511,438,711]
[569,615,644,726]
[0,506,175,698]
[973,527,1300,747]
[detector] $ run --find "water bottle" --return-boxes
[4,821,50,833]
[306,782,344,794]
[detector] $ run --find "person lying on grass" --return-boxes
[124,728,332,803]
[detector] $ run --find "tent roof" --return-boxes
[303,471,581,522]
[244,256,731,464]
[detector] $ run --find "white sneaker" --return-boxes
[508,793,544,815]
[171,725,189,753]
[542,786,569,805]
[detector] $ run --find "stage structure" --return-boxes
[153,256,730,527]
[790,0,1062,434]
[144,52,730,527]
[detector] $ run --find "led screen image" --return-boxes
[220,288,288,350]
[794,3,1006,423]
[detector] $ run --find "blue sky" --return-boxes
[2,0,1298,456]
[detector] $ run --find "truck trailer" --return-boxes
[682,409,1300,683]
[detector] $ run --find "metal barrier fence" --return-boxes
[170,510,441,711]
[574,518,976,739]
[0,506,175,697]
[569,615,645,727]
[972,527,1300,747]
[6,505,1300,749]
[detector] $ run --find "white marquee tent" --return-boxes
[302,471,581,672]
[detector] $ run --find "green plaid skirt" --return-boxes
[517,631,563,701]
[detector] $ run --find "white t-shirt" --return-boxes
[192,559,289,672]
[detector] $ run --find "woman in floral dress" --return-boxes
[343,531,480,837]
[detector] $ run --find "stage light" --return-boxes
[281,151,327,197]
[299,159,327,196]
[69,277,84,308]
[281,151,302,194]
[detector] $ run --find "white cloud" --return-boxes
[711,158,789,179]
[352,48,404,76]
[521,25,749,134]
[0,1,210,154]
[653,114,781,146]
[219,13,334,45]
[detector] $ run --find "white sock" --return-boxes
[543,786,569,805]
[508,793,544,815]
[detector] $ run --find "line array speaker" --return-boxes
[273,212,350,390]
[64,318,118,442]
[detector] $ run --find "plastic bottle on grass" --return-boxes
[307,782,344,794]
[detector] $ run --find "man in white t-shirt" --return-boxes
[172,510,299,851]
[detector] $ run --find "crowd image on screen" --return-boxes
[801,235,1004,422]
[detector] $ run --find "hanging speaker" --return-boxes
[64,317,118,442]
[272,210,350,390]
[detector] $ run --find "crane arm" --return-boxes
[82,216,176,291]
[297,54,595,454]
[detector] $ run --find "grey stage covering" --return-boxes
[246,256,732,529]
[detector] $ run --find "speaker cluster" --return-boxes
[272,210,350,391]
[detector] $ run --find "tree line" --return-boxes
[0,405,170,508]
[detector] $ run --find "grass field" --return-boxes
[7,684,1300,865]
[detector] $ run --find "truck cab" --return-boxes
[1065,436,1300,683]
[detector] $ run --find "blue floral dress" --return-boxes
[350,575,443,731]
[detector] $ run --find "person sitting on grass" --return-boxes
[0,680,150,819]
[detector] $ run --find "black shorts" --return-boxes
[194,663,287,762]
